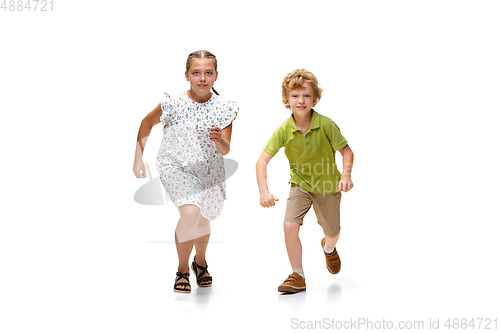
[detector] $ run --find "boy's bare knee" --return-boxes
[284,221,301,234]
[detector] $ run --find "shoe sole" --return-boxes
[326,264,341,275]
[196,283,212,288]
[278,285,306,293]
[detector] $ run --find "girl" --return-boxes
[133,50,238,293]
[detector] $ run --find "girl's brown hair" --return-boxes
[186,50,219,96]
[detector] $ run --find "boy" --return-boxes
[256,69,354,293]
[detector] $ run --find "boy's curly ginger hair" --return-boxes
[281,69,323,109]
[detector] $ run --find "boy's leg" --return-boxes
[279,223,306,293]
[324,232,340,252]
[279,184,312,293]
[284,222,303,269]
[280,223,307,292]
[312,192,342,274]
[283,184,312,274]
[321,235,341,274]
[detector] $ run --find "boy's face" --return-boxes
[287,82,314,117]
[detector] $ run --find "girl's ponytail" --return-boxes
[212,87,219,96]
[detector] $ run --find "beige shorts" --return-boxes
[284,183,342,237]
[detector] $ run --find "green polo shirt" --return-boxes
[264,110,348,193]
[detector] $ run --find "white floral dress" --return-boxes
[156,91,239,221]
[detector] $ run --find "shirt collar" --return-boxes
[289,109,320,133]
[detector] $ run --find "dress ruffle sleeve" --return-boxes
[217,100,239,130]
[160,92,172,126]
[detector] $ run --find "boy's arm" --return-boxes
[337,144,354,192]
[256,151,279,207]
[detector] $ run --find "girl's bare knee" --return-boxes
[197,215,210,227]
[179,204,201,221]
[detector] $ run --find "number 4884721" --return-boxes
[444,318,498,330]
[1,0,54,11]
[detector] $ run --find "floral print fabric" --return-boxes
[156,91,239,220]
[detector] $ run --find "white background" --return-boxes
[1,0,499,332]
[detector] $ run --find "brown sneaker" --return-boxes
[321,238,341,274]
[278,272,306,293]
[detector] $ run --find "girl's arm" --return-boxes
[337,144,354,192]
[256,151,279,207]
[210,123,232,155]
[133,103,162,178]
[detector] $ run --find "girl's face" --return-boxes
[185,58,218,97]
[287,82,314,117]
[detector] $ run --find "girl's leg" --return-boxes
[284,222,302,269]
[192,215,212,285]
[174,204,201,291]
[194,215,211,264]
[176,204,202,244]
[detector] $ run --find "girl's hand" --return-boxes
[260,191,279,208]
[338,175,354,192]
[133,159,147,178]
[209,125,222,142]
